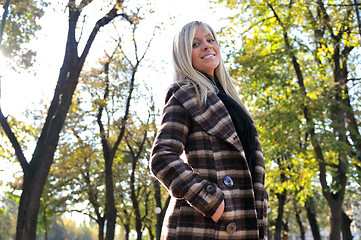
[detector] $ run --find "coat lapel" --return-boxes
[173,84,245,155]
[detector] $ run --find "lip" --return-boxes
[201,53,216,59]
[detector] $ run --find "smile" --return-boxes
[201,54,215,59]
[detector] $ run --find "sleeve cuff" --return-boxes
[186,182,224,217]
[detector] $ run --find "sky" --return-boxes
[0,0,232,118]
[0,0,233,205]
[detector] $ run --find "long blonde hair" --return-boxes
[172,21,250,115]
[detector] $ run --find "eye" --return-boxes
[192,42,199,48]
[207,38,215,43]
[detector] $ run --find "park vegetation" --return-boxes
[1,0,360,239]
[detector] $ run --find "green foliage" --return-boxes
[36,216,97,240]
[0,191,18,239]
[1,1,158,239]
[45,21,161,237]
[0,191,104,240]
[1,0,48,67]
[219,0,361,237]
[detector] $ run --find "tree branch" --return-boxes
[78,0,93,12]
[110,69,134,157]
[78,2,134,68]
[267,1,332,200]
[316,0,336,39]
[97,60,111,160]
[0,109,29,175]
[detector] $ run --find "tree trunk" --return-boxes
[11,2,129,239]
[275,191,286,240]
[341,210,353,240]
[315,2,350,238]
[147,225,154,240]
[124,224,130,240]
[15,58,83,239]
[295,209,305,240]
[98,53,136,239]
[329,200,342,240]
[156,196,170,240]
[131,155,143,240]
[98,219,105,240]
[98,60,118,240]
[268,3,352,240]
[16,174,44,240]
[105,160,117,240]
[282,221,289,240]
[305,197,321,240]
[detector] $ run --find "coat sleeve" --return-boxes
[150,86,224,218]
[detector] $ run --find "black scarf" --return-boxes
[205,74,257,179]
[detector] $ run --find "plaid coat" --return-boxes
[150,82,268,240]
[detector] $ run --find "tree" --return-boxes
[217,0,360,239]
[0,1,135,239]
[0,0,47,68]
[92,21,154,239]
[47,18,156,239]
[124,111,156,240]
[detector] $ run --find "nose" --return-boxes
[202,41,212,50]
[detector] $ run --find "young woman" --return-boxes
[150,21,268,240]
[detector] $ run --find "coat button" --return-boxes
[205,184,215,193]
[226,222,237,235]
[223,176,234,188]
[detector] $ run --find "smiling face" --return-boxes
[191,25,221,78]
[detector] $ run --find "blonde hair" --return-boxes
[172,21,251,115]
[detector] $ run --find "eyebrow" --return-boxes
[193,34,213,40]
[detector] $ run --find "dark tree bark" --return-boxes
[147,225,155,240]
[315,2,353,240]
[274,157,287,240]
[295,209,305,240]
[341,210,353,240]
[129,145,144,240]
[282,222,289,240]
[274,191,286,240]
[119,209,131,240]
[305,197,321,240]
[80,156,106,240]
[97,55,135,239]
[267,2,351,239]
[0,1,132,240]
[153,179,171,240]
[97,218,106,240]
[127,116,149,240]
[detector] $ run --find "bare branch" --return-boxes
[78,0,93,12]
[0,109,29,175]
[118,13,136,25]
[240,16,275,36]
[316,0,336,39]
[96,59,111,160]
[110,67,135,157]
[138,29,156,63]
[79,3,134,68]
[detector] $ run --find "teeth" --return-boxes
[202,55,214,59]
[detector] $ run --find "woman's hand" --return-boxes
[211,199,225,222]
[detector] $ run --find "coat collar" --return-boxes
[172,83,245,155]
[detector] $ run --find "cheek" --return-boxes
[191,50,200,67]
[191,48,197,59]
[216,56,221,65]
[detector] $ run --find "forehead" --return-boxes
[193,25,213,38]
